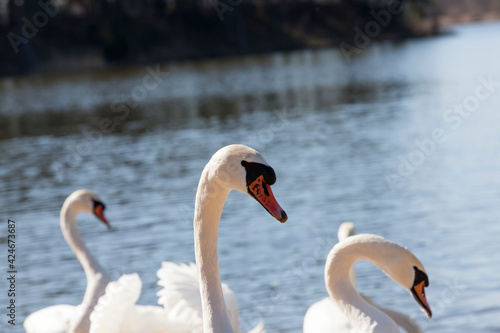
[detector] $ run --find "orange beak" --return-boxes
[94,204,110,229]
[411,281,432,318]
[248,175,287,223]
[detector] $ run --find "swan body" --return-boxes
[24,190,111,333]
[156,145,286,333]
[304,297,424,333]
[304,226,431,333]
[304,223,424,333]
[23,305,78,333]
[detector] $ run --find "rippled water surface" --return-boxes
[2,21,500,333]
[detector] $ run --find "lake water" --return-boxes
[2,21,500,333]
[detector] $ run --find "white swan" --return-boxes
[24,190,112,333]
[91,145,285,333]
[155,144,287,333]
[304,222,425,333]
[304,230,432,333]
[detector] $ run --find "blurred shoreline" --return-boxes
[0,0,499,78]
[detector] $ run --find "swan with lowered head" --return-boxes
[304,228,431,333]
[24,190,111,333]
[304,222,425,333]
[155,144,287,333]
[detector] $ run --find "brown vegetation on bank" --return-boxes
[0,0,441,77]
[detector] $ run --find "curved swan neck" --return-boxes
[325,238,400,333]
[60,204,108,284]
[194,171,234,333]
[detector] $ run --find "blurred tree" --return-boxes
[0,0,449,77]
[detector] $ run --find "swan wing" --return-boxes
[90,273,142,333]
[90,273,190,333]
[157,262,203,329]
[121,305,192,333]
[157,261,245,332]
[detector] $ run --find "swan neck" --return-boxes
[325,241,400,332]
[60,200,111,333]
[194,171,234,333]
[60,204,108,283]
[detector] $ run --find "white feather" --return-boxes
[90,273,141,333]
[90,273,188,333]
[157,262,203,330]
[157,262,264,333]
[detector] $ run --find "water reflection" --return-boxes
[0,69,411,141]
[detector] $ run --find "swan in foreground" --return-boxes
[157,144,287,333]
[304,222,424,333]
[24,190,112,333]
[304,227,432,333]
[91,145,285,333]
[191,144,287,333]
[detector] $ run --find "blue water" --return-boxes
[2,21,500,332]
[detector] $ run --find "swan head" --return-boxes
[373,236,432,319]
[337,222,356,242]
[410,265,432,319]
[64,189,110,228]
[205,144,287,222]
[394,260,432,319]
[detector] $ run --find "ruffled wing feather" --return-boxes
[157,261,245,332]
[90,273,142,333]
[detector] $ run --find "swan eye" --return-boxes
[92,199,110,228]
[241,160,287,223]
[93,200,106,210]
[241,160,276,186]
[413,266,429,287]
